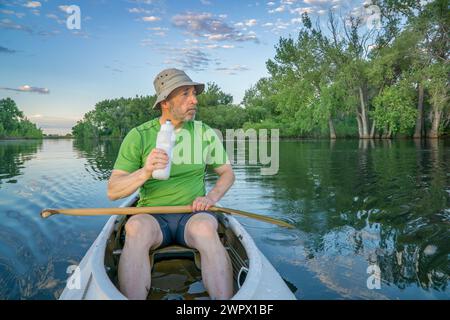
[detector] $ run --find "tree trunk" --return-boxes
[387,127,392,139]
[359,87,370,138]
[413,83,424,139]
[356,114,363,137]
[370,120,376,138]
[329,118,336,139]
[428,108,442,138]
[382,125,388,139]
[382,125,392,139]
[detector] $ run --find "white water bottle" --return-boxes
[152,120,175,180]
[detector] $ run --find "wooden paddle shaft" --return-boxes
[40,205,295,228]
[41,205,193,218]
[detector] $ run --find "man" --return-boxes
[107,68,235,300]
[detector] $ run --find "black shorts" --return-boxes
[151,211,217,248]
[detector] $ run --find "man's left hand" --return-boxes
[192,196,216,212]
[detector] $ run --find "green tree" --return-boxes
[72,95,160,139]
[197,82,233,108]
[372,82,417,137]
[0,98,43,139]
[0,98,23,133]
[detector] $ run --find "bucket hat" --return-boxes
[152,68,204,109]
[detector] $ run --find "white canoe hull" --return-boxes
[60,194,296,300]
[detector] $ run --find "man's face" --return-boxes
[162,85,198,122]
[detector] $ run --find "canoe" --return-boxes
[59,193,296,300]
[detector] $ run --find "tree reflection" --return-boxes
[72,138,122,181]
[0,140,42,187]
[269,140,449,294]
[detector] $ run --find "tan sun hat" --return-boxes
[152,68,205,109]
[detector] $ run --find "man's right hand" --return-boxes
[143,148,169,178]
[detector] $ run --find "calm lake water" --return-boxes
[0,138,448,300]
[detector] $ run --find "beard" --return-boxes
[169,102,196,122]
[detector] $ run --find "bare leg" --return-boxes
[118,215,163,300]
[184,213,233,299]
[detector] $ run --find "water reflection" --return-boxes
[0,140,42,186]
[72,139,121,181]
[0,139,113,299]
[0,138,448,299]
[229,139,448,298]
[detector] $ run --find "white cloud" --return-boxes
[128,7,152,14]
[215,64,250,75]
[303,0,331,4]
[58,5,71,12]
[0,9,26,18]
[142,16,161,22]
[172,12,259,43]
[291,7,314,14]
[274,6,286,13]
[46,13,65,24]
[268,19,291,32]
[245,19,257,27]
[147,27,168,31]
[184,38,201,44]
[24,1,41,8]
[206,44,235,49]
[267,2,275,6]
[0,18,32,33]
[140,38,153,46]
[206,33,229,41]
[165,47,212,71]
[0,85,49,94]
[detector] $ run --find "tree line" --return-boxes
[73,0,448,139]
[71,83,248,139]
[243,0,448,139]
[0,98,43,139]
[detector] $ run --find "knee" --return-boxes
[125,215,160,244]
[186,218,219,247]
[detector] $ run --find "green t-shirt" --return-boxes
[113,118,229,207]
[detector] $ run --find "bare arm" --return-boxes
[107,148,168,201]
[207,164,235,202]
[192,164,235,211]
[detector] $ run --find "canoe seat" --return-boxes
[149,245,202,270]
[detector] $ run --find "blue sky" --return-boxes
[0,0,369,134]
